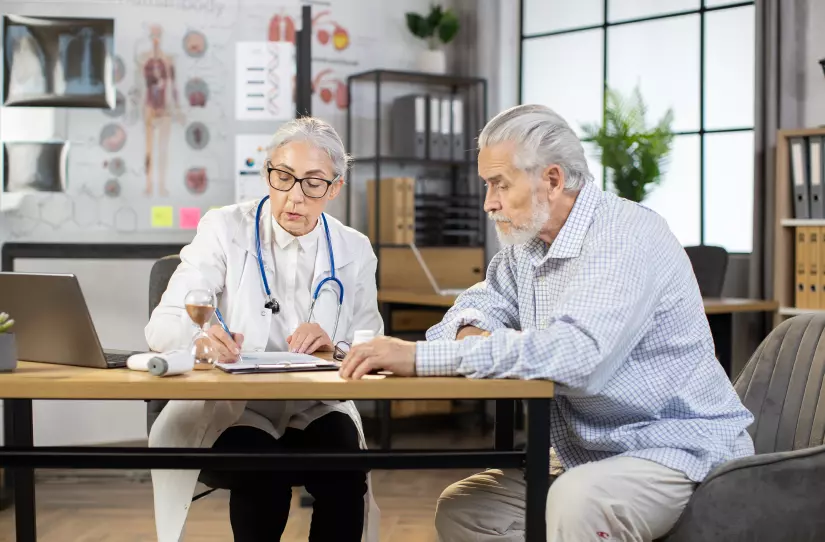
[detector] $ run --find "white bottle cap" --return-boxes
[352,329,375,346]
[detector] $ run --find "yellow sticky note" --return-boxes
[151,206,174,228]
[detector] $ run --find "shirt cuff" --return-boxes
[415,340,462,376]
[425,308,497,341]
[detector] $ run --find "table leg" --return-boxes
[378,399,392,450]
[494,400,514,450]
[708,313,733,378]
[8,399,36,541]
[525,398,550,542]
[378,301,393,449]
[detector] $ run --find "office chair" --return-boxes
[661,313,825,540]
[683,245,728,297]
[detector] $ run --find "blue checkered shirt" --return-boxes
[416,181,755,482]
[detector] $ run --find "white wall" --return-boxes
[0,0,453,446]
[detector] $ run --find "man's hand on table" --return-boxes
[339,336,417,380]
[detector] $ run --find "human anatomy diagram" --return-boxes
[135,24,185,196]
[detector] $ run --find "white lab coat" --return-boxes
[144,199,383,542]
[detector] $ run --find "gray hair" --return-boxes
[478,104,593,191]
[264,116,352,178]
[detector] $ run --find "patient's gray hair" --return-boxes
[478,104,593,191]
[265,116,352,178]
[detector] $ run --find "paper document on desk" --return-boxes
[216,352,340,374]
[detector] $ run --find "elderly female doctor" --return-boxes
[145,116,382,542]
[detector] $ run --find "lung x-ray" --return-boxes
[3,15,115,108]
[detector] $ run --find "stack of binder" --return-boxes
[795,225,825,309]
[390,94,466,161]
[366,177,415,244]
[789,135,825,219]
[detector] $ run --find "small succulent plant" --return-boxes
[0,313,15,333]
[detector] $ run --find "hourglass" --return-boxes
[184,288,219,370]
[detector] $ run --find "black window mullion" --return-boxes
[700,2,706,245]
[602,0,608,191]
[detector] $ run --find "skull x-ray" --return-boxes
[3,15,115,108]
[3,142,68,192]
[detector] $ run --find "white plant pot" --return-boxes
[416,49,446,74]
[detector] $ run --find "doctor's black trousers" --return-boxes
[204,411,367,542]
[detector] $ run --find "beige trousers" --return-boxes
[435,456,696,542]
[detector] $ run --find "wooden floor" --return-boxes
[0,432,492,542]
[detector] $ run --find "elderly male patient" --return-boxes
[340,103,755,541]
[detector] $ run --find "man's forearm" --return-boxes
[456,325,491,340]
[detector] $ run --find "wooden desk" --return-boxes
[378,289,779,378]
[0,362,554,542]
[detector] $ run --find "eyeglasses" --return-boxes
[266,165,340,199]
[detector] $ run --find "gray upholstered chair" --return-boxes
[662,313,825,541]
[684,245,728,297]
[146,255,180,433]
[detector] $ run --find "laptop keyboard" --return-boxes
[104,352,132,367]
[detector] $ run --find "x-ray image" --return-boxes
[3,142,68,192]
[3,15,115,108]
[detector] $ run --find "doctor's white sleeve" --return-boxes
[144,210,228,352]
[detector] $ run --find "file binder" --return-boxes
[428,95,441,159]
[810,137,825,219]
[808,227,820,307]
[451,97,465,161]
[794,226,808,309]
[440,97,452,160]
[796,226,808,308]
[390,95,427,159]
[819,226,825,309]
[790,137,810,219]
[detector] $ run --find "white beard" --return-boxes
[489,192,550,247]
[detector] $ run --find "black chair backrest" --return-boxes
[146,255,181,435]
[684,245,728,297]
[734,313,825,454]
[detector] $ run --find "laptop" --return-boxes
[408,244,468,296]
[0,272,142,368]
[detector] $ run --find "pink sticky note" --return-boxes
[179,207,201,229]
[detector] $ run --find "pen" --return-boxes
[214,307,243,362]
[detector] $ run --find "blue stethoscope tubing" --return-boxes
[254,196,344,341]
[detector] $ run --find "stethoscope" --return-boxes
[254,195,344,342]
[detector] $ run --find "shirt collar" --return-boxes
[521,181,603,265]
[271,215,322,251]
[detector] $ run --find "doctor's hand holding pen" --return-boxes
[206,325,244,363]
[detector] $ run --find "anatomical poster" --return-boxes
[235,41,294,121]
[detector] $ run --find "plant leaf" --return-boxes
[406,13,431,39]
[438,10,459,44]
[585,86,674,202]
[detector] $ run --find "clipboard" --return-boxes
[215,352,340,374]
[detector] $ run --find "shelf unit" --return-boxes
[773,127,825,324]
[344,69,488,289]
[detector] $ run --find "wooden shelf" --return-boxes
[773,126,825,326]
[781,219,825,226]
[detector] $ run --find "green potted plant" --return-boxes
[581,87,675,203]
[405,4,459,74]
[0,312,16,372]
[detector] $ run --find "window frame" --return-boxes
[518,0,756,255]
